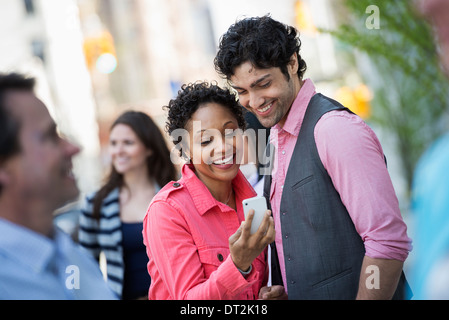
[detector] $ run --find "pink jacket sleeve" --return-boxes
[144,201,259,299]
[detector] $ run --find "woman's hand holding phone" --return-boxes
[228,205,275,273]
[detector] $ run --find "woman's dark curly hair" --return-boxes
[164,81,246,157]
[214,15,307,81]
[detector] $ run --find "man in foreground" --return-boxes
[0,72,116,299]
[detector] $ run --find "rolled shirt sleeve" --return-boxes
[314,111,412,262]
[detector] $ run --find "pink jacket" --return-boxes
[143,164,267,300]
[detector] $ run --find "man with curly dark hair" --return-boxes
[142,81,279,300]
[214,15,411,300]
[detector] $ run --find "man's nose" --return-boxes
[249,91,264,109]
[65,139,81,157]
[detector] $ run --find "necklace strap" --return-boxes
[224,188,233,205]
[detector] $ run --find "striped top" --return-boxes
[79,188,124,297]
[78,184,160,298]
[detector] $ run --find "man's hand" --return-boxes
[258,285,288,300]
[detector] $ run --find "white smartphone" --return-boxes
[242,196,268,235]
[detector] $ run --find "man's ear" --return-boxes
[288,53,299,75]
[0,165,10,187]
[0,156,18,188]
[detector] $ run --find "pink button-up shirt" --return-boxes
[270,79,412,291]
[143,164,267,300]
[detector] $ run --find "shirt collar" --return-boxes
[273,78,316,137]
[0,218,57,273]
[180,164,256,216]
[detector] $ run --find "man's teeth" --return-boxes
[213,155,233,165]
[258,102,272,113]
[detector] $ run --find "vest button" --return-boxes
[173,182,181,188]
[217,253,224,262]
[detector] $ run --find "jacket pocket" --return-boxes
[291,174,314,190]
[197,246,229,278]
[311,267,353,289]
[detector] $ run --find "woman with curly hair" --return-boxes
[142,81,279,300]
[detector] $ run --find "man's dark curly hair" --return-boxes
[214,15,307,81]
[164,81,246,157]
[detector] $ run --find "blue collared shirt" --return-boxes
[411,132,449,299]
[0,218,117,299]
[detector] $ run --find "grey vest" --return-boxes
[263,93,409,299]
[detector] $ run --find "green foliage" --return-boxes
[324,0,449,196]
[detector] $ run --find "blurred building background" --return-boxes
[2,0,444,295]
[1,0,362,194]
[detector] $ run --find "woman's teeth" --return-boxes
[213,155,233,165]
